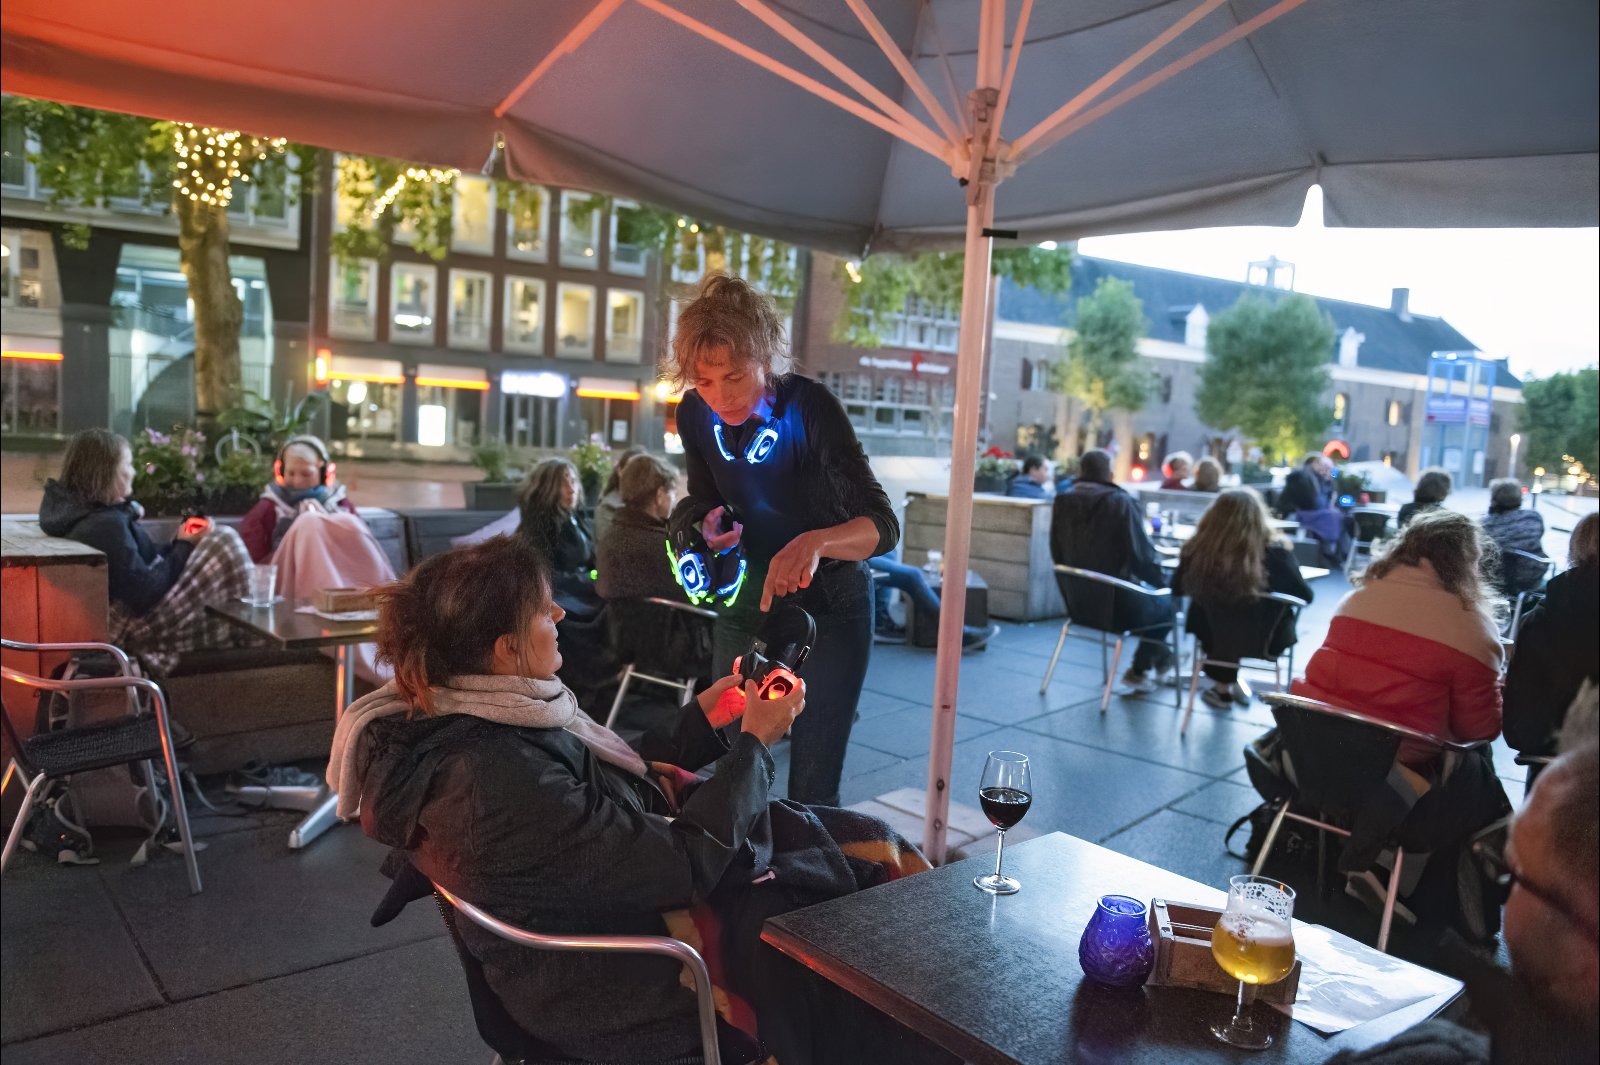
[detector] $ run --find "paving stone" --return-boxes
[1170,779,1264,827]
[847,798,975,854]
[872,787,996,841]
[1017,696,1265,779]
[847,701,1003,760]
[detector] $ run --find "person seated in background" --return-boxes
[1190,456,1223,493]
[1050,448,1174,692]
[238,435,358,562]
[1054,455,1079,494]
[1278,453,1351,565]
[517,457,597,607]
[331,536,929,1065]
[1173,488,1312,709]
[1291,510,1510,934]
[1398,466,1452,528]
[39,428,251,675]
[1504,514,1599,781]
[1480,476,1547,595]
[868,553,999,650]
[592,445,650,547]
[1159,450,1193,490]
[1006,455,1056,499]
[596,453,682,603]
[1327,740,1599,1065]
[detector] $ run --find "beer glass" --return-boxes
[1210,874,1296,1050]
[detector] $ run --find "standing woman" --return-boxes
[667,275,898,806]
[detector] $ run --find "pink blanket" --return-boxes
[272,510,396,685]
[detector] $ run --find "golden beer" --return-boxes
[1211,912,1295,985]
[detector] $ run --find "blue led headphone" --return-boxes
[666,507,747,608]
[713,417,780,465]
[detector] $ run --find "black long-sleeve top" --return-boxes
[670,375,898,572]
[1050,479,1166,587]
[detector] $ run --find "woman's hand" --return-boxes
[701,506,743,554]
[698,673,746,729]
[741,677,806,748]
[760,530,823,611]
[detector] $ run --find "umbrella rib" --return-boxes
[988,0,1035,159]
[1018,0,1314,163]
[842,0,966,145]
[731,0,947,153]
[632,0,947,160]
[1010,0,1232,160]
[495,0,625,118]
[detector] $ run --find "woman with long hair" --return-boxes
[1399,466,1453,528]
[666,274,898,806]
[517,456,595,603]
[1173,488,1312,708]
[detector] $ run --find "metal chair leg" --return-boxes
[1,770,50,873]
[1,757,18,796]
[682,678,696,706]
[1182,640,1203,736]
[154,716,202,895]
[1101,637,1125,713]
[1171,628,1183,710]
[1250,800,1292,877]
[1376,848,1404,953]
[605,664,635,730]
[1040,620,1070,693]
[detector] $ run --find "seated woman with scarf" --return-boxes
[328,536,929,1064]
[238,436,358,562]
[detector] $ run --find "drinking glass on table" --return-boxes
[1210,874,1296,1050]
[247,563,279,607]
[973,751,1031,895]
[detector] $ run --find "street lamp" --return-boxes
[1509,433,1522,478]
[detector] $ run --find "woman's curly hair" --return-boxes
[662,274,791,391]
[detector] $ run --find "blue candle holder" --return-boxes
[1078,895,1155,988]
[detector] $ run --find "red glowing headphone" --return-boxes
[274,435,335,488]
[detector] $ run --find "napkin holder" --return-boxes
[315,587,377,613]
[1146,899,1299,1004]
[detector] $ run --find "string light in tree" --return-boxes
[367,165,459,221]
[170,124,288,208]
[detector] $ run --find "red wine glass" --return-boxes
[974,751,1031,895]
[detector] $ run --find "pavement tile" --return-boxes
[1100,809,1251,893]
[1170,779,1265,827]
[847,798,976,853]
[847,701,1003,760]
[871,788,996,841]
[1016,694,1264,779]
[766,737,906,803]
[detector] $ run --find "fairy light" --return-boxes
[169,125,288,208]
[367,165,459,221]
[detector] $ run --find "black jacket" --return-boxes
[357,702,773,1061]
[1049,479,1165,587]
[38,480,193,615]
[596,506,680,603]
[1502,563,1599,759]
[518,505,596,598]
[1174,544,1314,660]
[1278,466,1329,516]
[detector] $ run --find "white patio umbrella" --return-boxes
[6,0,1596,859]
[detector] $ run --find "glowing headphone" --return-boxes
[667,508,747,608]
[713,605,816,719]
[713,417,780,465]
[274,435,336,488]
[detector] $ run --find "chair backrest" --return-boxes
[1261,693,1451,819]
[1052,564,1169,633]
[1349,509,1391,541]
[432,891,566,1064]
[0,639,164,775]
[607,597,716,674]
[1188,592,1306,661]
[1500,547,1555,595]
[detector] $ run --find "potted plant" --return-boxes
[465,439,522,512]
[569,441,614,509]
[975,446,1019,494]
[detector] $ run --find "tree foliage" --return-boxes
[1197,293,1335,462]
[832,245,1074,346]
[1050,276,1150,443]
[1519,366,1599,478]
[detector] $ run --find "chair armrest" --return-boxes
[0,639,135,676]
[1053,564,1171,598]
[1514,752,1555,767]
[643,596,719,620]
[1263,592,1309,609]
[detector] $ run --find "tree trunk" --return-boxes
[1110,409,1136,481]
[1055,393,1078,460]
[176,193,243,424]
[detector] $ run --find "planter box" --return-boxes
[904,492,1063,621]
[974,475,1009,495]
[463,481,519,512]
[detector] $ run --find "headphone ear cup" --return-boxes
[274,459,285,486]
[324,461,336,486]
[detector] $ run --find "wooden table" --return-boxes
[762,833,1461,1065]
[206,598,378,849]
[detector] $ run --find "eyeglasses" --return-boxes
[1472,836,1600,943]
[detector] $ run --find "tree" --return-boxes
[1520,366,1599,480]
[1197,293,1335,463]
[1050,276,1150,462]
[2,98,291,422]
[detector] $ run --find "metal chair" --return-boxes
[434,881,726,1065]
[1180,592,1308,735]
[605,597,718,730]
[1,638,201,894]
[1039,565,1180,712]
[1257,693,1489,952]
[1500,548,1555,638]
[1345,508,1392,576]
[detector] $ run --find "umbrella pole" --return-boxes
[921,158,998,865]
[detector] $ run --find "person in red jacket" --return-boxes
[238,435,357,562]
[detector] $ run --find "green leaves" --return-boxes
[1196,293,1335,462]
[1520,366,1599,479]
[1056,276,1150,420]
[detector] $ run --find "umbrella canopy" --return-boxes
[4,0,1595,253]
[5,0,1595,860]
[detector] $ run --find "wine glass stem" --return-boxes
[993,828,1007,880]
[1232,980,1253,1031]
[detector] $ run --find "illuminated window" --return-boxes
[606,289,644,363]
[448,269,491,348]
[506,187,548,261]
[505,277,545,354]
[1386,400,1402,426]
[1332,392,1348,429]
[329,258,377,339]
[610,202,648,276]
[451,176,494,253]
[391,263,436,344]
[556,283,596,358]
[559,191,601,270]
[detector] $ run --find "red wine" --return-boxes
[979,786,1032,829]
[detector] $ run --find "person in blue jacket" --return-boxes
[1007,455,1056,499]
[667,276,898,806]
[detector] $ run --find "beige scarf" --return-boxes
[326,674,648,821]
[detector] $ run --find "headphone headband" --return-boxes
[275,435,334,488]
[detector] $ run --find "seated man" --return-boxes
[1279,453,1352,566]
[1327,740,1598,1065]
[869,553,998,650]
[1159,450,1193,490]
[1480,477,1547,595]
[1050,448,1174,691]
[239,435,358,562]
[1006,455,1056,499]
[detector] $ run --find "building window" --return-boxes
[556,282,596,358]
[610,202,649,276]
[504,277,545,354]
[451,176,495,253]
[390,263,436,345]
[329,258,377,339]
[559,191,601,269]
[1386,399,1402,427]
[1019,360,1034,391]
[448,269,492,349]
[505,187,549,261]
[1,121,28,190]
[1332,391,1348,429]
[606,288,644,363]
[1,355,62,434]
